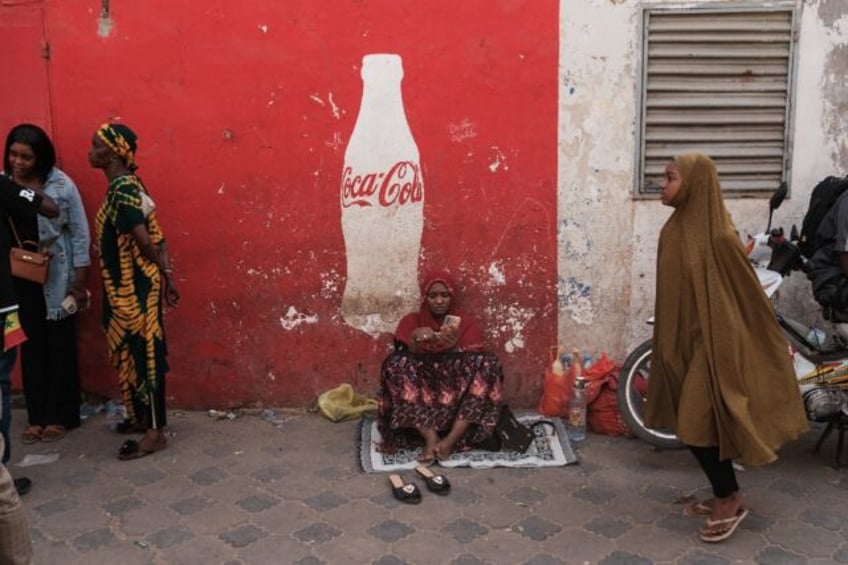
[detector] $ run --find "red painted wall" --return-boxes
[4,0,558,408]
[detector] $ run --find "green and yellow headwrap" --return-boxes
[97,123,139,171]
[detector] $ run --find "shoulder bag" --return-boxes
[478,405,554,453]
[8,218,50,284]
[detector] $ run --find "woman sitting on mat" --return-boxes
[377,269,503,463]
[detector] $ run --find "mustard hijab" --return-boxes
[645,153,807,466]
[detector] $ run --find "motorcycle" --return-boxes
[618,183,848,452]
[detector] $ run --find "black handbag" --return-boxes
[478,405,551,453]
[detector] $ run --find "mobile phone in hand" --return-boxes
[443,315,461,329]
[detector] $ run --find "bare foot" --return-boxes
[416,427,439,463]
[683,498,715,517]
[138,429,167,452]
[709,492,744,523]
[434,437,458,460]
[700,493,748,542]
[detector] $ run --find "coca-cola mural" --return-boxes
[5,0,559,407]
[341,54,424,336]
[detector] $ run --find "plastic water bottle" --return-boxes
[807,327,826,348]
[568,377,587,442]
[568,349,587,442]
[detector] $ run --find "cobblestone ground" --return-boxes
[8,408,848,564]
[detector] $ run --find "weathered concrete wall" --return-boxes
[558,0,848,359]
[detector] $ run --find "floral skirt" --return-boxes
[377,351,504,454]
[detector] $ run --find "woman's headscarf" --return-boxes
[395,269,484,351]
[646,153,807,465]
[97,123,138,171]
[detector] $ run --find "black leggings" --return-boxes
[689,445,739,498]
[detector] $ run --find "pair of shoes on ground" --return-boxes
[388,466,451,504]
[22,424,66,444]
[685,499,749,543]
[13,477,31,497]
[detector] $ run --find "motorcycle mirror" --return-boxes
[790,224,799,241]
[770,182,788,212]
[766,181,788,233]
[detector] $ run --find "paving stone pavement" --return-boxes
[8,407,848,564]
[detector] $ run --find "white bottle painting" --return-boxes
[340,53,425,336]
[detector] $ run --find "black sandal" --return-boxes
[388,474,422,504]
[415,465,451,495]
[118,438,166,461]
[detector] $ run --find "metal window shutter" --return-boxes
[640,9,794,195]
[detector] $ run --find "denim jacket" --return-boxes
[38,168,91,320]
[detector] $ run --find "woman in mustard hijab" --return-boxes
[88,123,179,461]
[645,153,807,543]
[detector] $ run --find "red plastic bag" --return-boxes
[537,348,573,417]
[583,353,633,438]
[582,353,617,404]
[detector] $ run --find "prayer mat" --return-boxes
[357,412,578,473]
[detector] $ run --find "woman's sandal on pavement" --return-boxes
[415,465,451,495]
[41,425,67,442]
[21,426,43,444]
[388,474,422,504]
[699,507,749,543]
[118,438,167,461]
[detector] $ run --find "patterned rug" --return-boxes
[357,412,578,473]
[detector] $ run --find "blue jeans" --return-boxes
[0,348,17,466]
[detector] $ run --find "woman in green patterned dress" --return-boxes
[88,123,179,460]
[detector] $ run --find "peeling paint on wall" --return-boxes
[97,0,113,38]
[488,262,506,285]
[278,306,318,330]
[488,146,508,172]
[558,276,593,324]
[310,92,343,120]
[486,304,535,353]
[319,269,343,300]
[328,93,341,120]
[822,42,848,167]
[559,217,593,260]
[325,131,344,152]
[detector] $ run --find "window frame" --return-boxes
[634,4,800,198]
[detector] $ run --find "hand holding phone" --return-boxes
[443,315,461,329]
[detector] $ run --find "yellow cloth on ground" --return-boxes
[318,384,378,422]
[645,153,808,466]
